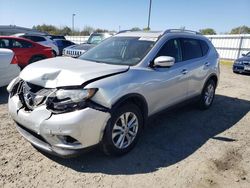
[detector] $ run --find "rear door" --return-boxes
[11,39,33,66]
[180,38,211,98]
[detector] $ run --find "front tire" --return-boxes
[199,79,216,110]
[101,104,143,156]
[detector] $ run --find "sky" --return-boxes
[0,0,249,33]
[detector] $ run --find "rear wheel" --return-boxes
[52,51,57,57]
[199,79,216,110]
[101,104,143,156]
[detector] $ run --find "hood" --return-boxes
[20,57,129,88]
[236,56,250,62]
[66,43,95,51]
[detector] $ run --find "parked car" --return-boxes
[0,49,20,87]
[13,33,59,56]
[233,52,250,74]
[53,39,75,56]
[63,32,112,58]
[7,29,219,157]
[0,36,53,68]
[46,35,66,40]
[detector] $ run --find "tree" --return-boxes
[131,27,141,31]
[60,26,71,36]
[199,28,216,35]
[143,27,150,31]
[95,28,108,33]
[80,26,95,35]
[230,26,250,34]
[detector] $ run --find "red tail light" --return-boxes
[11,55,18,64]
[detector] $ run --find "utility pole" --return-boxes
[147,0,152,30]
[72,13,76,35]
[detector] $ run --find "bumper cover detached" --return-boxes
[9,95,111,157]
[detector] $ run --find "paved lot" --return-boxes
[0,64,250,188]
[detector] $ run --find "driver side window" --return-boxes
[157,39,182,62]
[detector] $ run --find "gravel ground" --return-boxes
[0,65,250,188]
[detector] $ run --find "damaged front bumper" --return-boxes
[8,95,111,157]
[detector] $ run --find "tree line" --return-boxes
[32,24,250,36]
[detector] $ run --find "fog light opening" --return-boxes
[57,135,80,145]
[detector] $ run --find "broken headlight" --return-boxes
[46,88,98,113]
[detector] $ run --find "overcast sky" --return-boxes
[0,0,249,33]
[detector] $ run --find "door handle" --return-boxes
[181,69,188,75]
[205,62,210,67]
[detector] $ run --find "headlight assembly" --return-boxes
[47,88,98,113]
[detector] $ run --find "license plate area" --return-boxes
[244,65,250,71]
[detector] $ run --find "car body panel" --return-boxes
[20,57,129,88]
[0,49,20,87]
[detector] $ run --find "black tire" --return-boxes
[52,51,57,57]
[101,104,143,156]
[29,56,44,64]
[198,79,216,110]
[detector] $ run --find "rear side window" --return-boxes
[181,38,202,61]
[0,39,10,48]
[23,36,46,42]
[200,40,209,56]
[157,39,182,62]
[12,39,33,48]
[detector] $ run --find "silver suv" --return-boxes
[8,29,220,157]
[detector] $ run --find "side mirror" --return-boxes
[242,54,246,56]
[154,56,175,68]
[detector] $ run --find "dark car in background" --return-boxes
[46,35,66,40]
[62,32,112,58]
[233,52,250,74]
[54,39,75,56]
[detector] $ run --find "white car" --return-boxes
[0,49,20,87]
[13,33,59,56]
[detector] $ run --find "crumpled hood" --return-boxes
[66,43,95,51]
[20,57,129,88]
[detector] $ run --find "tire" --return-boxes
[52,51,57,57]
[198,79,216,110]
[29,56,44,64]
[101,104,143,156]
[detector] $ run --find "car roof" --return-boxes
[114,29,207,40]
[115,31,163,38]
[0,35,36,42]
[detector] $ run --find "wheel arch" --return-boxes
[111,93,149,126]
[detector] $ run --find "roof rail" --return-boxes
[163,29,201,35]
[116,30,133,34]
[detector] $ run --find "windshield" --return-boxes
[79,36,156,66]
[87,34,105,44]
[246,52,250,57]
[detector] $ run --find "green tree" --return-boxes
[60,26,71,36]
[131,27,141,31]
[199,28,216,35]
[230,26,250,34]
[80,26,95,35]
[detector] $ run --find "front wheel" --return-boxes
[199,79,216,110]
[101,104,143,156]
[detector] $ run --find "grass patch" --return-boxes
[220,60,233,66]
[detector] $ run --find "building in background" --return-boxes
[0,25,46,35]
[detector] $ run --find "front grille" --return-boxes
[66,50,83,57]
[16,123,48,144]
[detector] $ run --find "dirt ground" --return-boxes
[0,64,250,188]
